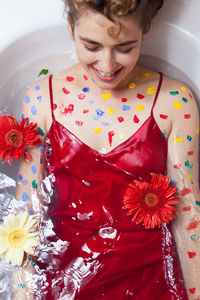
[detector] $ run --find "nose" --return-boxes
[98,48,118,73]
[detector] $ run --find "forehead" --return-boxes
[75,9,142,42]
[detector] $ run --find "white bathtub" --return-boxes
[0,0,200,299]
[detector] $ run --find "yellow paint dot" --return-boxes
[173,102,182,109]
[107,108,115,114]
[94,127,102,133]
[122,77,126,81]
[174,137,183,143]
[135,76,140,81]
[129,83,136,89]
[144,73,152,77]
[102,93,112,100]
[181,86,187,92]
[197,128,199,134]
[124,80,128,86]
[186,174,192,180]
[147,87,156,95]
[136,105,144,111]
[119,131,126,139]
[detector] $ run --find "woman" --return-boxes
[2,0,199,299]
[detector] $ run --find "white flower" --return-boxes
[0,211,38,266]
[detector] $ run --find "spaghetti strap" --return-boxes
[151,72,163,114]
[49,74,55,121]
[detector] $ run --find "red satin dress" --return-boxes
[40,73,188,299]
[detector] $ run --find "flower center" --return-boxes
[8,229,26,247]
[144,192,158,207]
[6,130,23,147]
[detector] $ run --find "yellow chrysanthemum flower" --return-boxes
[0,211,38,266]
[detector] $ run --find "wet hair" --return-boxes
[63,0,164,35]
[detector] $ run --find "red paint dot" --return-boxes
[133,115,140,123]
[189,93,193,100]
[160,114,168,120]
[62,87,70,95]
[137,93,145,100]
[108,131,115,146]
[189,288,196,294]
[187,251,196,259]
[75,120,83,126]
[174,164,181,169]
[188,151,194,156]
[183,206,191,212]
[184,114,191,119]
[53,104,57,110]
[66,76,74,82]
[64,104,74,114]
[78,94,86,100]
[187,221,198,230]
[83,109,89,114]
[121,98,127,102]
[118,117,124,123]
[180,188,192,196]
[83,75,88,80]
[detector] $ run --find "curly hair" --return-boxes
[64,0,164,34]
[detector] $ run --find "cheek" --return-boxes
[76,46,96,66]
[119,52,140,68]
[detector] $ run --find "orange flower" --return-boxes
[123,173,179,229]
[0,115,42,165]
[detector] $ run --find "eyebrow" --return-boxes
[79,37,138,46]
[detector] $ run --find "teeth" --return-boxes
[98,70,117,77]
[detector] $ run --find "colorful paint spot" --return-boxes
[147,87,156,95]
[94,127,102,133]
[174,137,183,143]
[108,131,115,146]
[118,117,124,123]
[122,105,131,111]
[31,106,37,115]
[62,87,70,95]
[136,105,144,111]
[180,188,192,196]
[25,95,30,104]
[64,104,74,114]
[82,87,90,92]
[18,283,25,289]
[187,251,196,259]
[186,174,192,180]
[96,109,105,117]
[183,206,191,212]
[135,76,140,81]
[184,114,191,119]
[189,93,193,100]
[31,166,37,174]
[129,83,136,89]
[174,164,181,169]
[19,174,23,180]
[66,76,74,82]
[34,85,40,91]
[37,96,42,103]
[78,94,86,100]
[32,180,38,189]
[89,100,95,104]
[38,127,45,137]
[197,128,199,134]
[188,151,194,156]
[133,115,140,123]
[189,288,196,295]
[181,86,187,92]
[137,93,145,100]
[195,201,200,206]
[101,122,110,126]
[108,108,115,114]
[83,109,89,114]
[187,221,198,230]
[93,115,99,121]
[160,114,168,119]
[102,93,112,100]
[83,75,88,80]
[121,98,127,102]
[185,160,193,169]
[187,135,192,142]
[22,192,28,202]
[170,91,179,96]
[190,235,199,241]
[173,102,182,109]
[161,130,166,138]
[75,121,84,126]
[182,97,188,103]
[22,180,28,185]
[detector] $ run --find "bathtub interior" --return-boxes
[0,1,200,298]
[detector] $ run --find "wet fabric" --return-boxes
[39,73,188,299]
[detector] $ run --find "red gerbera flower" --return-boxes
[0,115,42,165]
[123,173,179,229]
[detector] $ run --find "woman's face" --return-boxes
[68,9,147,91]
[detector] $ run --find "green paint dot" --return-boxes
[40,157,43,164]
[161,130,166,138]
[38,127,45,137]
[32,180,38,189]
[38,69,48,77]
[18,283,25,289]
[182,97,188,103]
[190,235,199,241]
[195,201,200,206]
[170,91,179,96]
[185,160,193,169]
[29,257,36,267]
[187,135,192,142]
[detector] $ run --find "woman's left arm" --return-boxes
[167,84,200,299]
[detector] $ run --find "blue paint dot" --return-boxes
[170,180,177,186]
[34,85,40,91]
[18,174,23,180]
[101,122,110,126]
[38,145,44,152]
[22,192,28,202]
[37,95,42,103]
[31,166,37,174]
[31,106,37,115]
[21,114,25,120]
[22,180,28,185]
[25,95,30,103]
[96,108,105,117]
[89,100,95,104]
[20,206,26,210]
[93,115,99,120]
[82,87,90,92]
[122,105,131,111]
[29,210,34,215]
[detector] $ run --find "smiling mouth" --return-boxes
[92,67,122,82]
